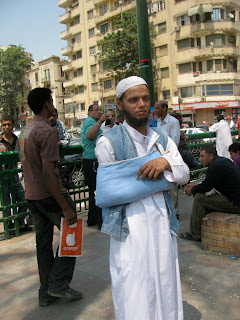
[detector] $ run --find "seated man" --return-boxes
[180,145,240,241]
[229,142,240,169]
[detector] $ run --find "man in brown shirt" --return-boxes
[18,88,83,307]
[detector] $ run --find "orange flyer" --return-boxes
[59,216,84,257]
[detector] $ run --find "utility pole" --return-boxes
[136,0,155,107]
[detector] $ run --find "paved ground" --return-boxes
[0,191,239,320]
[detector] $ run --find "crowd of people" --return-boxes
[0,76,239,319]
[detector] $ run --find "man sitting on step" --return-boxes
[180,145,240,241]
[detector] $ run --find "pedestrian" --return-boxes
[101,109,118,133]
[180,145,240,241]
[95,76,189,320]
[81,104,108,229]
[154,100,181,217]
[209,114,232,158]
[228,142,240,169]
[17,88,83,307]
[0,115,30,234]
[49,107,70,147]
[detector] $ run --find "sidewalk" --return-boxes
[0,191,239,320]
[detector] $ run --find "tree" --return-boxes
[0,45,31,113]
[97,12,155,79]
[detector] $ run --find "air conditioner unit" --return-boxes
[175,26,180,31]
[151,7,157,13]
[229,58,233,62]
[96,30,101,35]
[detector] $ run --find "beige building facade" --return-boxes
[58,0,240,127]
[24,56,68,123]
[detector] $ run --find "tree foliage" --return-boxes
[97,12,155,79]
[0,45,31,112]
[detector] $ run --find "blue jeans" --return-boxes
[27,193,76,300]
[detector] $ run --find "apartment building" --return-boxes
[24,56,68,123]
[58,0,240,127]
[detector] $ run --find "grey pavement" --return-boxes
[0,191,239,320]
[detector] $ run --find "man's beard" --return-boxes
[122,105,149,127]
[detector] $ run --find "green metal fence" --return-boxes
[0,130,238,239]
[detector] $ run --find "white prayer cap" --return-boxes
[116,76,149,98]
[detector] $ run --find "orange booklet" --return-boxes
[59,216,84,257]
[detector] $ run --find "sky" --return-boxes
[0,0,66,62]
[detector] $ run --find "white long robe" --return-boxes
[209,120,232,158]
[95,122,189,320]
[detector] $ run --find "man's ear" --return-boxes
[116,98,123,111]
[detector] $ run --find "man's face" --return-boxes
[49,112,58,126]
[199,150,214,167]
[89,105,102,120]
[107,110,115,125]
[117,85,150,127]
[154,103,165,119]
[230,150,239,160]
[1,120,14,135]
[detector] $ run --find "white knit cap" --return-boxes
[116,76,148,98]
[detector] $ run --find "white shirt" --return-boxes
[209,120,232,158]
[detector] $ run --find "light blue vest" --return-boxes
[100,124,179,241]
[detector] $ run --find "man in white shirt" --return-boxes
[155,100,181,217]
[155,100,180,146]
[95,76,189,320]
[209,114,232,159]
[100,109,118,133]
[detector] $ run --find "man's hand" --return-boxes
[136,157,172,181]
[99,113,109,124]
[0,147,7,152]
[58,141,62,147]
[184,183,196,196]
[63,207,77,225]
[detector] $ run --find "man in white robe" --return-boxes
[209,114,232,159]
[95,76,189,320]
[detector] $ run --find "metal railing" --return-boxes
[0,131,238,239]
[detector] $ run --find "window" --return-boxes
[114,1,120,9]
[207,60,214,72]
[75,32,81,42]
[161,67,169,78]
[90,46,96,55]
[162,90,170,100]
[177,15,190,27]
[80,103,85,111]
[91,64,97,74]
[103,61,109,71]
[70,15,80,26]
[104,80,112,89]
[157,44,168,57]
[89,28,95,38]
[99,4,107,16]
[181,87,193,98]
[76,50,82,59]
[92,83,98,91]
[101,23,109,35]
[158,22,166,34]
[206,84,233,96]
[206,34,225,47]
[77,67,83,76]
[35,72,38,82]
[177,38,194,50]
[78,85,84,93]
[179,63,192,74]
[88,9,94,20]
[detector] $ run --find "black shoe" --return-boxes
[48,287,83,300]
[39,295,56,307]
[21,225,33,232]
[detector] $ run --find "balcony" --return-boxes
[58,0,72,8]
[59,11,70,24]
[41,77,50,83]
[63,80,74,88]
[62,62,73,72]
[60,29,71,40]
[190,21,240,35]
[176,46,239,63]
[61,45,73,56]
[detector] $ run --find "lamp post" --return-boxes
[178,95,182,114]
[73,104,76,128]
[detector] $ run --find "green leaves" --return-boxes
[0,45,31,113]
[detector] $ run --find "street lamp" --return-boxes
[178,95,182,114]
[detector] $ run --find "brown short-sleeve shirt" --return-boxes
[17,115,66,200]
